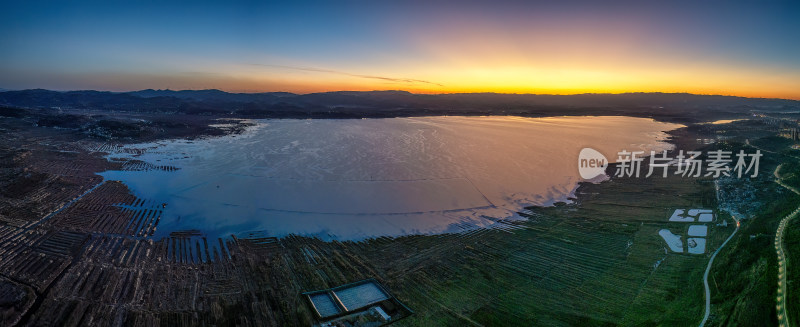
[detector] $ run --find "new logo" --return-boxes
[578,148,608,179]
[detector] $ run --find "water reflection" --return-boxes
[101,116,682,240]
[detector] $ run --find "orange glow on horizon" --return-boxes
[216,67,800,100]
[3,2,799,101]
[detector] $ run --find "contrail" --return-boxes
[249,63,444,87]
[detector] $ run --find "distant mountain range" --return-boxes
[1,88,798,122]
[128,89,296,102]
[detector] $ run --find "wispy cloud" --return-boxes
[250,63,444,87]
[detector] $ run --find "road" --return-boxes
[699,195,739,327]
[701,161,798,326]
[775,164,798,327]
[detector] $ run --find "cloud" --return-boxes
[250,63,444,87]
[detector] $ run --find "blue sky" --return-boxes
[1,1,799,98]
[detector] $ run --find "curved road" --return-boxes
[699,206,739,327]
[701,163,798,326]
[775,164,798,327]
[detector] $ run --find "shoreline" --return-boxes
[1,106,751,325]
[91,115,682,242]
[536,124,696,209]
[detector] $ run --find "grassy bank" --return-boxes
[327,126,725,326]
[704,133,800,326]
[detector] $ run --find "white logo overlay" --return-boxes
[578,147,608,180]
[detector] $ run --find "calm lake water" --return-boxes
[101,116,682,240]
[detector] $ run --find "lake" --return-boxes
[100,116,682,240]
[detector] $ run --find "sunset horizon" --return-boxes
[10,87,800,102]
[2,1,799,100]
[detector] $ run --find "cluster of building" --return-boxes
[763,115,800,141]
[779,127,800,142]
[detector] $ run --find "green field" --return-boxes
[356,122,798,326]
[328,128,728,326]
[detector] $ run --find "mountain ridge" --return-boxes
[1,88,798,123]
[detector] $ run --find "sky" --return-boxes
[1,1,799,99]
